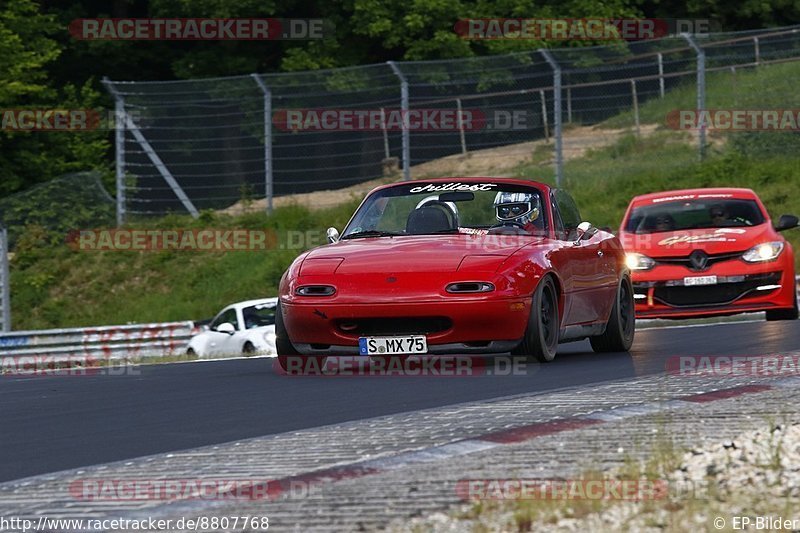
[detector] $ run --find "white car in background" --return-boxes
[187,298,278,357]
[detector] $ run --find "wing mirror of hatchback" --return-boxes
[574,221,599,245]
[326,227,340,243]
[775,214,799,232]
[215,322,236,335]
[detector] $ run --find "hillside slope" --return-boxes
[9,61,800,329]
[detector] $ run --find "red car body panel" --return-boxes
[279,177,626,356]
[619,187,796,319]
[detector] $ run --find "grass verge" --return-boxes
[10,200,359,329]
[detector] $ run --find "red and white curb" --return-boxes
[274,383,787,486]
[125,377,799,522]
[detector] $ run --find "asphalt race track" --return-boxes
[2,319,798,483]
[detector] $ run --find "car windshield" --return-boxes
[241,303,276,329]
[342,182,548,238]
[624,198,765,234]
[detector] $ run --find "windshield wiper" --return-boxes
[341,230,403,240]
[426,228,461,234]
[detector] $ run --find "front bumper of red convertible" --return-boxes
[281,298,532,356]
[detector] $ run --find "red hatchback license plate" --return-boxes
[684,275,718,286]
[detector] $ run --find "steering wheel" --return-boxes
[490,221,527,230]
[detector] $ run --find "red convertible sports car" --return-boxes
[276,178,634,373]
[619,187,798,320]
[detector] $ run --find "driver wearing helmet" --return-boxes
[492,191,541,234]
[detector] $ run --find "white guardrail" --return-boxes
[0,321,202,361]
[0,276,797,362]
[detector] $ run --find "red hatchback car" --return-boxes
[619,188,799,320]
[276,178,635,373]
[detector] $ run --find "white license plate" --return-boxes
[358,335,427,355]
[684,275,718,286]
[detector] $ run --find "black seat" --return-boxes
[405,206,455,234]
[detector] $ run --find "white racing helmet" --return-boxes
[494,191,539,225]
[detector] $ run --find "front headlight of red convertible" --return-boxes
[296,285,337,296]
[445,282,495,293]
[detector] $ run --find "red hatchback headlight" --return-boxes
[625,252,655,271]
[742,241,784,263]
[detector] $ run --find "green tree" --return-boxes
[636,0,800,32]
[351,0,642,60]
[3,0,799,198]
[0,0,110,197]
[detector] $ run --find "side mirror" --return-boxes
[326,227,340,244]
[215,322,236,335]
[574,221,599,244]
[775,214,799,232]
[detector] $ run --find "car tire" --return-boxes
[590,274,635,353]
[275,302,327,374]
[766,288,799,321]
[242,342,256,356]
[186,348,196,357]
[512,276,559,363]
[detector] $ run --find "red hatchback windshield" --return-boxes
[624,198,766,234]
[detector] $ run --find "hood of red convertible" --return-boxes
[302,234,541,273]
[288,234,546,302]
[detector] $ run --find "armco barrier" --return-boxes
[0,275,797,362]
[0,321,202,361]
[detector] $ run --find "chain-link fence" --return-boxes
[0,172,117,332]
[102,25,800,220]
[558,28,800,177]
[0,172,116,249]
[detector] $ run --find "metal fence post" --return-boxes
[102,76,126,226]
[456,98,467,154]
[540,49,563,187]
[657,53,665,98]
[251,74,274,214]
[754,37,760,65]
[631,80,640,137]
[683,34,706,160]
[0,227,10,332]
[539,90,549,141]
[380,108,390,159]
[566,87,572,123]
[102,78,199,218]
[387,62,411,181]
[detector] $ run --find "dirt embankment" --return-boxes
[222,124,660,215]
